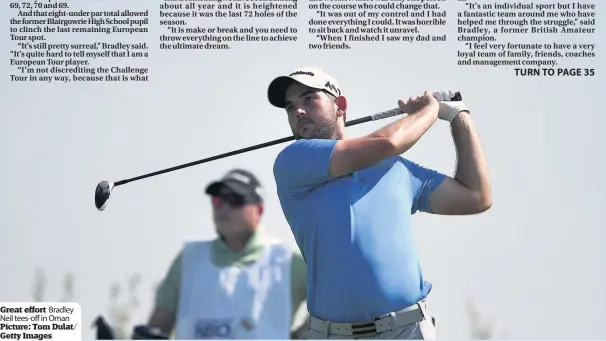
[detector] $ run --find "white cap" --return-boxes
[267,67,342,108]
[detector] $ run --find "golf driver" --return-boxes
[95,91,463,211]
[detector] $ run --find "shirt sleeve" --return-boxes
[402,158,447,214]
[273,139,338,197]
[154,251,182,314]
[289,250,307,320]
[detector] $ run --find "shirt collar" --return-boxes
[212,227,265,257]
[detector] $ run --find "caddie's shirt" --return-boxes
[154,231,307,337]
[273,139,446,322]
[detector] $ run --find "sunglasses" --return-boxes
[211,192,256,208]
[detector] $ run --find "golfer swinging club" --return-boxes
[144,169,309,339]
[268,67,492,339]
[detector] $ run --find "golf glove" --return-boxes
[438,101,469,123]
[433,90,469,123]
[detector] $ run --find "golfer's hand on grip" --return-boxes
[432,89,469,123]
[397,91,439,118]
[328,91,438,178]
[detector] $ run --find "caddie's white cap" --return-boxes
[267,67,342,108]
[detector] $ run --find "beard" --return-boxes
[294,106,342,140]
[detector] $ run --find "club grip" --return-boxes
[371,108,402,121]
[371,91,462,121]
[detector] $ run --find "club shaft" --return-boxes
[115,136,294,185]
[114,116,375,186]
[114,91,461,186]
[114,117,368,186]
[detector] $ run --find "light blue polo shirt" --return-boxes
[273,138,446,323]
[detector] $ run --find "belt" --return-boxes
[309,300,428,337]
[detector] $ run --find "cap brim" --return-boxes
[205,180,253,197]
[267,76,298,108]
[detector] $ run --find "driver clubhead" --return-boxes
[95,181,114,211]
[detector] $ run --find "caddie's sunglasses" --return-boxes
[211,192,253,208]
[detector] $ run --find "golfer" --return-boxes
[146,169,308,339]
[268,67,491,339]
